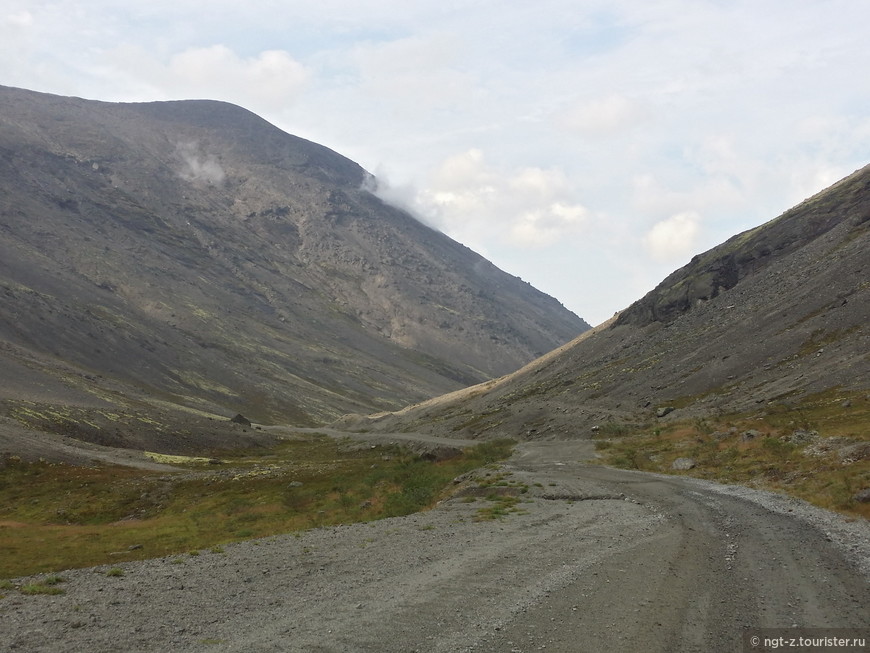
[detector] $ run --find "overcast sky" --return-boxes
[3,1,869,325]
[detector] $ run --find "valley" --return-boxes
[0,85,868,651]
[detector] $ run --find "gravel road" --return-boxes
[2,439,868,652]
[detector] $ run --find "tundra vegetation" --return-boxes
[0,434,514,578]
[593,388,869,518]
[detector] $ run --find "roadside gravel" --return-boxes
[2,440,867,652]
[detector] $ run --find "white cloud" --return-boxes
[175,142,226,186]
[431,148,493,192]
[555,93,648,136]
[96,44,309,114]
[349,33,473,115]
[510,202,588,247]
[643,211,700,263]
[5,10,33,27]
[631,171,743,219]
[168,46,308,109]
[404,149,589,249]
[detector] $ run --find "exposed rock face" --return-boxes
[0,85,589,427]
[342,165,870,438]
[616,170,870,328]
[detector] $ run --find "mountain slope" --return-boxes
[0,85,588,431]
[344,164,870,438]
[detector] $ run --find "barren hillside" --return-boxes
[342,164,870,438]
[0,85,588,436]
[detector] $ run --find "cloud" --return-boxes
[510,202,588,247]
[407,149,589,249]
[431,148,493,192]
[175,142,226,186]
[349,33,473,115]
[643,211,700,263]
[555,93,648,136]
[4,10,33,27]
[366,166,442,228]
[103,44,309,114]
[632,170,743,218]
[1,8,36,81]
[368,149,589,249]
[170,46,307,104]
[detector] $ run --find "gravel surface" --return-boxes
[2,439,868,652]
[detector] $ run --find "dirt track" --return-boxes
[2,438,868,652]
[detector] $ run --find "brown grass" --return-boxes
[0,435,514,578]
[593,388,869,518]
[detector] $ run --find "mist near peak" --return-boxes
[364,168,444,232]
[175,141,226,186]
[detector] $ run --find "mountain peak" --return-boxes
[0,85,589,431]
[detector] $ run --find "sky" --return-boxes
[3,1,870,326]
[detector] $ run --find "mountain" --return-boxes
[0,85,589,441]
[341,164,870,438]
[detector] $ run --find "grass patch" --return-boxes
[593,389,869,517]
[596,420,639,438]
[475,493,526,521]
[0,436,515,578]
[463,470,530,521]
[143,452,214,465]
[20,576,66,595]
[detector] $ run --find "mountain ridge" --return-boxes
[617,166,870,327]
[0,85,588,440]
[340,164,870,438]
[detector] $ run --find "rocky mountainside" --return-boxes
[344,164,870,438]
[0,85,588,435]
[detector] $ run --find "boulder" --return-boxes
[671,457,696,471]
[230,413,252,427]
[786,429,819,445]
[852,488,870,503]
[838,442,870,464]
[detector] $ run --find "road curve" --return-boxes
[477,442,869,652]
[2,439,867,652]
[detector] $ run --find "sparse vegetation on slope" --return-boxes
[593,389,869,517]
